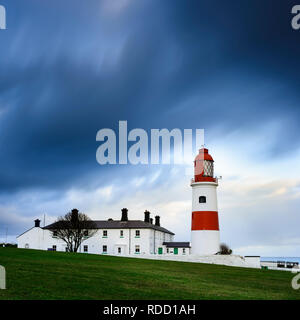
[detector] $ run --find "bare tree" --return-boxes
[218,243,232,255]
[49,209,97,252]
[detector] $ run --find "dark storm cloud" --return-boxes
[0,0,299,195]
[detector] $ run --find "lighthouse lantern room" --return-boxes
[191,148,220,255]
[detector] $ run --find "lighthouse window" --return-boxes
[203,160,213,177]
[199,196,206,203]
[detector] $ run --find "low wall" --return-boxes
[116,253,261,269]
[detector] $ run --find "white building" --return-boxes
[17,208,191,256]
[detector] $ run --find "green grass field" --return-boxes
[0,248,299,300]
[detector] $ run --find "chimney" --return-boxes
[155,215,160,226]
[71,209,79,224]
[71,208,79,215]
[150,218,153,224]
[34,219,41,228]
[121,208,128,221]
[144,210,150,223]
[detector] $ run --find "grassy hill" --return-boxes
[0,248,299,300]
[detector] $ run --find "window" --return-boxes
[25,243,29,249]
[199,196,206,203]
[83,245,88,252]
[135,230,140,237]
[118,247,121,254]
[120,230,124,237]
[53,231,58,237]
[102,245,107,253]
[103,230,107,237]
[203,160,214,177]
[65,247,68,252]
[167,248,169,254]
[183,248,186,254]
[84,230,88,237]
[135,245,140,254]
[52,245,57,251]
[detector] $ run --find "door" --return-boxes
[174,248,178,255]
[158,247,163,255]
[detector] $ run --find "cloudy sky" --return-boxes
[0,0,299,256]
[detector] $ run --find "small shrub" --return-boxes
[218,243,232,255]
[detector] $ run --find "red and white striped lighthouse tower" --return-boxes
[191,148,220,255]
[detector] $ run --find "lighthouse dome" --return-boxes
[194,148,214,161]
[194,148,216,182]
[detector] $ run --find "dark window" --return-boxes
[183,248,186,254]
[118,247,121,254]
[135,245,140,253]
[84,230,88,237]
[135,230,140,237]
[103,230,107,237]
[120,230,123,237]
[103,245,107,253]
[199,196,206,203]
[52,245,57,251]
[83,245,88,252]
[53,231,58,237]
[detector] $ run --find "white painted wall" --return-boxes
[244,256,261,268]
[191,181,220,255]
[17,227,67,251]
[191,231,220,255]
[191,181,218,212]
[117,254,262,269]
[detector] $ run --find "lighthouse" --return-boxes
[191,148,220,255]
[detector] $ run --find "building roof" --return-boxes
[16,227,35,238]
[163,241,190,248]
[43,220,175,235]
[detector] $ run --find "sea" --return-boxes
[261,257,300,264]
